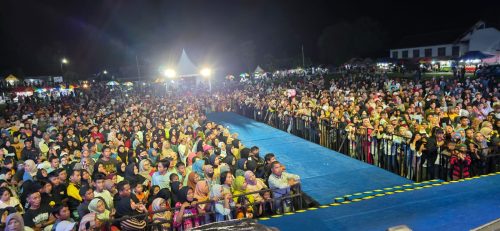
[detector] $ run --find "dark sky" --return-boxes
[1,0,499,76]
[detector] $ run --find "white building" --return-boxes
[390,21,500,62]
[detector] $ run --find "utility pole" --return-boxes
[136,55,141,82]
[301,44,305,68]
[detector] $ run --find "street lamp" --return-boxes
[60,58,69,77]
[103,70,108,75]
[200,68,212,92]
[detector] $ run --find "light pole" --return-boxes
[60,58,68,77]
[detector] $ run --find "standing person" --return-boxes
[450,144,472,180]
[422,128,446,180]
[173,187,201,230]
[209,184,232,222]
[151,198,172,231]
[268,161,300,214]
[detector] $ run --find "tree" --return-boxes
[318,18,388,65]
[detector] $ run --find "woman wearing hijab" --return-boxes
[209,184,232,222]
[22,160,37,182]
[88,198,111,221]
[147,185,161,206]
[235,159,247,177]
[232,176,254,204]
[116,145,128,164]
[169,181,182,206]
[138,159,153,182]
[244,171,267,203]
[151,198,172,231]
[173,186,201,230]
[78,212,101,231]
[232,176,254,219]
[35,169,48,181]
[186,153,197,167]
[4,213,31,231]
[115,162,126,183]
[192,159,205,179]
[125,163,147,187]
[193,180,209,201]
[186,172,199,191]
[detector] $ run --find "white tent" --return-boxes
[177,49,199,77]
[254,65,265,74]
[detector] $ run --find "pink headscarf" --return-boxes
[187,152,196,166]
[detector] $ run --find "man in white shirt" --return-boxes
[268,161,300,214]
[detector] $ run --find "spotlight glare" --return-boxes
[163,69,176,78]
[200,68,212,77]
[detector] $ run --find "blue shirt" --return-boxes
[152,171,170,190]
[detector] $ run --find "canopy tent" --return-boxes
[458,51,495,61]
[363,58,374,65]
[176,49,199,77]
[106,81,119,86]
[5,74,19,82]
[254,65,265,74]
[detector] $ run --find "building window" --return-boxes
[402,50,408,58]
[392,51,398,59]
[452,46,460,57]
[413,49,420,58]
[424,48,432,57]
[438,47,446,56]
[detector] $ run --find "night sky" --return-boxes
[1,0,499,76]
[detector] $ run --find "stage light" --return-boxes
[164,69,176,78]
[200,68,212,77]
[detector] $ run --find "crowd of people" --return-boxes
[0,66,498,230]
[0,84,301,231]
[223,71,499,181]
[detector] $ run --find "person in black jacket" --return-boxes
[422,128,446,180]
[21,139,40,162]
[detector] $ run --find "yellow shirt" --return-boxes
[67,183,82,202]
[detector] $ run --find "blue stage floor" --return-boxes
[260,174,500,231]
[208,112,412,204]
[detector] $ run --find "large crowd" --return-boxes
[0,84,301,231]
[0,68,498,231]
[224,71,499,181]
